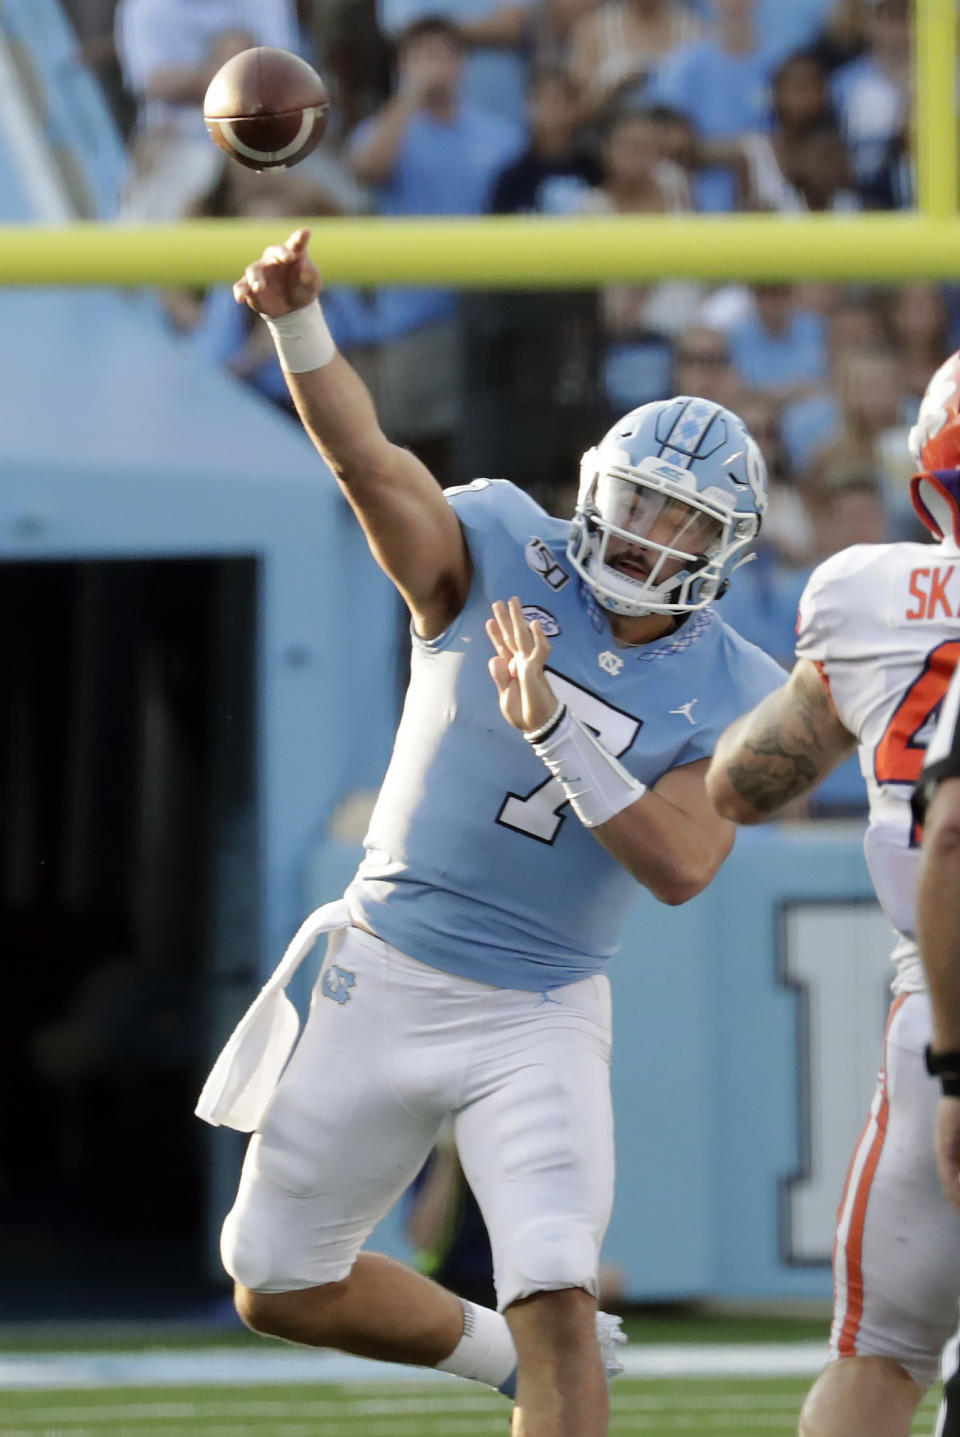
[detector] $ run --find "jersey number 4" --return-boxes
[496,671,642,843]
[875,638,960,840]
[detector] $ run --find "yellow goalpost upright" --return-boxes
[0,0,953,288]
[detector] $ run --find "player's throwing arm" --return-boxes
[235,229,470,639]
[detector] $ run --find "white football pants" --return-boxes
[221,924,614,1311]
[830,992,960,1390]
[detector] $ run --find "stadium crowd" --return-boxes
[65,0,943,805]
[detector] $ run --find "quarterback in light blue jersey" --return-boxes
[209,228,785,1437]
[349,464,782,988]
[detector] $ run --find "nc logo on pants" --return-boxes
[321,965,356,1005]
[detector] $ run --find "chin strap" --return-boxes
[911,470,960,545]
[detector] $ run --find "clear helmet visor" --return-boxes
[595,473,724,589]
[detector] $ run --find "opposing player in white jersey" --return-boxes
[706,351,960,1437]
[203,228,785,1437]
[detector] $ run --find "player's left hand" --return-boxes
[935,1096,960,1215]
[486,597,559,735]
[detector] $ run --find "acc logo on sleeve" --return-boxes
[525,537,570,591]
[522,605,560,636]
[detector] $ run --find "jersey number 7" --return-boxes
[496,671,642,843]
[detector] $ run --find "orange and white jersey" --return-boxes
[796,538,960,994]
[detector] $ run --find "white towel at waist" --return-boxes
[195,898,351,1132]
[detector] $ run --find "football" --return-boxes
[203,47,330,172]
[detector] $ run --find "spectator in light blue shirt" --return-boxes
[733,0,834,57]
[378,0,535,132]
[348,16,523,480]
[831,0,910,196]
[727,284,828,406]
[646,0,793,211]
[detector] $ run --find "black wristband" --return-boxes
[913,754,960,826]
[925,1044,960,1096]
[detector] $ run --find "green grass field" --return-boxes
[0,1377,944,1437]
[0,1315,944,1436]
[0,1311,832,1352]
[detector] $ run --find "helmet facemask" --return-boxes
[569,451,759,617]
[909,469,960,546]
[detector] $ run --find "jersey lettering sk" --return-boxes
[903,564,960,621]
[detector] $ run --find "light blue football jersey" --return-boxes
[346,481,784,989]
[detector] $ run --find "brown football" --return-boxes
[203,47,330,172]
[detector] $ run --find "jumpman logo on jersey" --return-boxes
[669,698,700,725]
[321,965,357,1005]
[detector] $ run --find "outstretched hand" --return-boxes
[233,227,323,318]
[486,597,559,735]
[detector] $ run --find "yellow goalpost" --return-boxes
[0,0,953,287]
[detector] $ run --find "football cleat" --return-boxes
[595,1309,627,1380]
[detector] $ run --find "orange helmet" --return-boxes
[909,351,960,545]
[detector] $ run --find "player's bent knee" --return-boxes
[221,1205,287,1294]
[499,1217,599,1309]
[232,1276,350,1339]
[234,1280,348,1342]
[221,1203,347,1297]
[234,1283,281,1335]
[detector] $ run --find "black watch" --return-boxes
[925,1044,960,1097]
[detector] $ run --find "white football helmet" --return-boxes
[909,349,960,546]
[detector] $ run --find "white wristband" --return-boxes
[527,707,646,829]
[264,301,336,373]
[523,701,566,745]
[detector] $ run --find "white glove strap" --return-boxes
[526,705,647,828]
[264,300,336,372]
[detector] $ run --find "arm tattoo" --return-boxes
[725,688,829,815]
